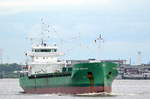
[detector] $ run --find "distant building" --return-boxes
[118,64,150,79]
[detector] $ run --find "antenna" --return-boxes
[26,18,58,46]
[40,18,59,45]
[40,18,50,45]
[94,34,104,47]
[94,34,104,60]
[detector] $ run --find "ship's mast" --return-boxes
[94,34,104,60]
[40,18,51,45]
[24,19,66,75]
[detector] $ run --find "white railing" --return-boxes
[27,52,64,57]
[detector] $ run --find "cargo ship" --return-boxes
[19,41,118,94]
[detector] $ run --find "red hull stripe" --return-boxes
[23,86,111,94]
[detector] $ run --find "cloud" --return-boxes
[0,0,111,15]
[101,41,150,57]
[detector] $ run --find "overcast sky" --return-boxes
[0,0,150,64]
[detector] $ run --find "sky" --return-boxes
[0,0,150,64]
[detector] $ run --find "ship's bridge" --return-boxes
[27,44,64,63]
[32,45,57,52]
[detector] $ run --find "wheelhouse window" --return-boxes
[51,49,57,52]
[54,49,57,52]
[34,49,57,52]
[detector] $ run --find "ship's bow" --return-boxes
[71,62,118,94]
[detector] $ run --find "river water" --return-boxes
[0,79,150,99]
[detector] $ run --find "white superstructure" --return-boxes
[26,42,65,75]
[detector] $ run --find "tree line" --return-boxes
[0,63,22,78]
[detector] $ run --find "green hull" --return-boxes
[19,62,118,94]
